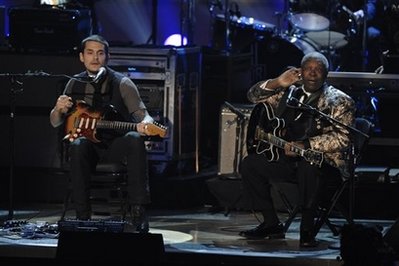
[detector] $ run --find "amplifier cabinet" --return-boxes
[218,103,254,175]
[108,46,201,175]
[9,7,92,53]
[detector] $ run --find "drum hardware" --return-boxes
[211,12,276,54]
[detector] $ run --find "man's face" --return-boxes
[79,40,108,74]
[300,59,326,92]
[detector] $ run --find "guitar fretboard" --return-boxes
[97,120,137,131]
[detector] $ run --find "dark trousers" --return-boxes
[69,131,151,217]
[240,153,341,232]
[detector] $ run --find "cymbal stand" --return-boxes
[361,0,368,71]
[146,0,158,45]
[281,0,293,36]
[224,0,232,53]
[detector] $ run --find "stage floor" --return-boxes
[0,204,397,266]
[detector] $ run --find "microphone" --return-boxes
[224,101,247,120]
[287,96,300,108]
[286,85,299,108]
[341,5,357,21]
[92,67,107,83]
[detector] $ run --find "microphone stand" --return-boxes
[0,72,80,220]
[224,101,248,178]
[2,75,24,220]
[288,98,369,222]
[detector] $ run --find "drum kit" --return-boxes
[210,1,354,75]
[287,12,348,51]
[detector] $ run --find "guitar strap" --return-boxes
[275,86,305,122]
[275,86,292,118]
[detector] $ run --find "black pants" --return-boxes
[68,131,151,217]
[240,153,341,232]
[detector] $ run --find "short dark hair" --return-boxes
[80,34,109,55]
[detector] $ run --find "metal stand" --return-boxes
[223,0,232,53]
[361,0,368,71]
[146,0,158,45]
[0,72,75,220]
[289,100,370,227]
[223,101,248,177]
[0,74,24,220]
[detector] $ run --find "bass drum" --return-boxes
[257,35,319,79]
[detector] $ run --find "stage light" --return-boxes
[164,34,187,46]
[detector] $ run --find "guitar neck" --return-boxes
[267,133,305,157]
[256,127,304,156]
[96,120,137,131]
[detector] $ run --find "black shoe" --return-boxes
[239,223,285,239]
[300,230,319,248]
[130,205,149,233]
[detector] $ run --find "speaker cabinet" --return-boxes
[201,52,254,160]
[217,103,253,176]
[0,53,83,168]
[56,231,165,263]
[9,7,92,53]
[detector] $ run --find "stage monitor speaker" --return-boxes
[383,53,399,74]
[56,231,165,265]
[384,219,399,258]
[56,231,165,263]
[217,103,253,176]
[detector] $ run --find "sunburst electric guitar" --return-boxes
[64,100,167,143]
[246,102,324,167]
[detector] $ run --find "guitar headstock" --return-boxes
[145,122,168,138]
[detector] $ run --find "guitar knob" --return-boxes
[76,128,81,133]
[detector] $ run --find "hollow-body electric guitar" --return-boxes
[64,100,167,143]
[246,102,324,167]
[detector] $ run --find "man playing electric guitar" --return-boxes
[50,35,156,233]
[239,52,355,247]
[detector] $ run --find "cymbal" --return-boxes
[290,13,330,32]
[306,31,348,49]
